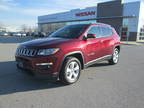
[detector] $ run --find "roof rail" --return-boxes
[90,23,111,27]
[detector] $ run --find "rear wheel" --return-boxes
[59,57,81,84]
[108,48,120,65]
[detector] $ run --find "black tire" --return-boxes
[59,57,81,84]
[108,48,120,65]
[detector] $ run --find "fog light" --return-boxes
[36,62,53,70]
[36,62,53,66]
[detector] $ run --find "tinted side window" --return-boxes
[101,26,113,37]
[87,26,101,38]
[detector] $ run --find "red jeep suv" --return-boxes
[15,23,120,84]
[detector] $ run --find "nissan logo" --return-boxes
[75,11,96,17]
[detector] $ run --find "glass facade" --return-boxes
[123,18,129,27]
[139,25,144,40]
[120,18,129,41]
[66,20,96,25]
[39,23,65,34]
[38,20,96,35]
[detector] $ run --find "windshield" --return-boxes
[49,24,88,38]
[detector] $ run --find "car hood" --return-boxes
[20,37,72,48]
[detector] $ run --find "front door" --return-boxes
[84,25,104,63]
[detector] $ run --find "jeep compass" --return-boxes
[15,23,120,84]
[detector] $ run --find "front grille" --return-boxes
[16,48,37,56]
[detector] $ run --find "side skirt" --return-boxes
[84,55,112,68]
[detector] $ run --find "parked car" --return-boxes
[26,32,33,36]
[31,32,46,38]
[0,32,9,36]
[31,32,39,37]
[40,32,46,37]
[12,32,22,36]
[9,32,14,36]
[15,23,120,84]
[21,32,27,37]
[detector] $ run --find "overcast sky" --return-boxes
[0,0,141,29]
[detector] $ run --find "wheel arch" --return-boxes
[60,51,85,71]
[114,44,121,52]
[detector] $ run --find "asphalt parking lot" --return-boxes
[0,36,144,108]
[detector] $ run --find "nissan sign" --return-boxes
[75,11,96,17]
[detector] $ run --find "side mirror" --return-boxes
[83,36,87,41]
[87,34,96,39]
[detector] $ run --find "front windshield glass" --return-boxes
[49,24,88,38]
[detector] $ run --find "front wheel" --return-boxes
[108,48,120,65]
[59,57,81,84]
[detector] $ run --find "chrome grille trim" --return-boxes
[16,48,37,56]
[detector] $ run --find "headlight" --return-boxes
[37,48,60,56]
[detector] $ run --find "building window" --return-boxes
[139,26,144,40]
[39,23,66,34]
[120,18,129,41]
[123,18,129,27]
[39,20,96,34]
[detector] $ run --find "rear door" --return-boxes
[100,26,114,56]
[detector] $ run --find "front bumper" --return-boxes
[15,55,61,80]
[17,64,58,80]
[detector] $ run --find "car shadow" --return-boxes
[0,61,111,95]
[0,61,66,95]
[0,36,34,43]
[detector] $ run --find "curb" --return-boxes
[121,42,144,46]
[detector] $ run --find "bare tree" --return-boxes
[0,22,6,32]
[27,27,32,32]
[32,26,38,32]
[20,24,38,32]
[21,24,28,32]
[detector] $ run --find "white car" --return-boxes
[21,32,27,37]
[0,32,9,36]
[12,32,22,36]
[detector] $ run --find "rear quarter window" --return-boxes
[101,26,113,37]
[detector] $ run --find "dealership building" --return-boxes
[38,0,144,42]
